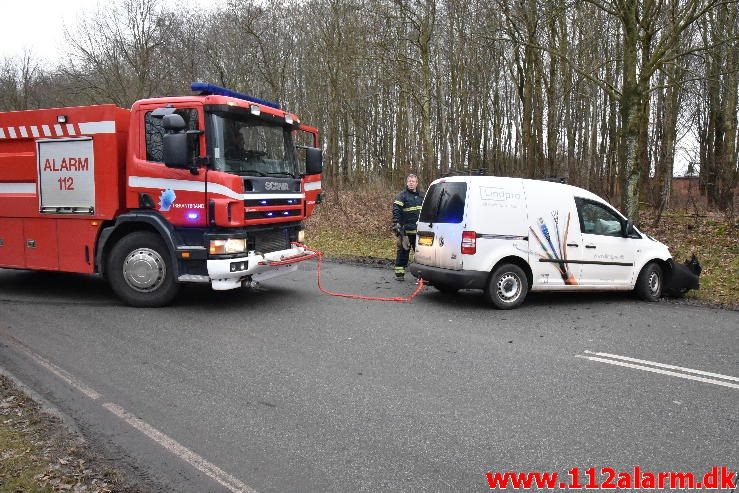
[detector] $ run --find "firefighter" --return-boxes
[392,173,424,280]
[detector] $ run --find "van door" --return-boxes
[415,181,467,270]
[574,198,636,286]
[525,183,582,288]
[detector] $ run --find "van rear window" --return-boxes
[419,182,467,224]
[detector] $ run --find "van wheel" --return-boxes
[485,264,528,309]
[433,283,459,294]
[635,262,662,302]
[107,232,180,307]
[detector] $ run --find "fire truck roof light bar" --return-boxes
[191,82,281,110]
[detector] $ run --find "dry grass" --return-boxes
[305,181,397,260]
[0,375,139,492]
[305,182,738,308]
[640,211,739,309]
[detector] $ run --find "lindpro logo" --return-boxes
[480,187,522,201]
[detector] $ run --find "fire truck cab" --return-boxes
[0,83,323,307]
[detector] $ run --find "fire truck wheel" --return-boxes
[107,232,180,307]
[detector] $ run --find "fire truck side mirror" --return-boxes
[305,147,323,175]
[162,114,186,131]
[163,133,189,168]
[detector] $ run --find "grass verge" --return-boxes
[0,375,141,493]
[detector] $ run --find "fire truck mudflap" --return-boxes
[207,244,317,290]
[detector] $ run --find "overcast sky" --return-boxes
[1,0,223,62]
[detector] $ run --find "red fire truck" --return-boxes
[0,83,323,306]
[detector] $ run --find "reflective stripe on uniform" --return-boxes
[405,230,417,234]
[394,200,404,206]
[402,205,422,212]
[394,266,405,273]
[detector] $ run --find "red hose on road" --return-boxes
[296,244,425,302]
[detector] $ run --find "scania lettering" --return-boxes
[0,83,323,307]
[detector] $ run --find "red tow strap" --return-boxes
[295,243,425,302]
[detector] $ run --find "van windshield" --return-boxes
[420,182,467,224]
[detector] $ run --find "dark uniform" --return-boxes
[392,187,425,277]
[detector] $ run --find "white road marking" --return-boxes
[7,340,101,400]
[583,350,739,382]
[576,354,739,390]
[103,403,256,493]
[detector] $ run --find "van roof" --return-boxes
[429,175,608,206]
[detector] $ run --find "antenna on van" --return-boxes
[442,168,488,178]
[542,176,567,184]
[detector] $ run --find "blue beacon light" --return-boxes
[187,212,200,221]
[191,82,281,110]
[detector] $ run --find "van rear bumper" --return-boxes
[409,263,488,290]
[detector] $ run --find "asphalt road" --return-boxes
[0,261,737,492]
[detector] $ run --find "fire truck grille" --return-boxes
[252,230,290,253]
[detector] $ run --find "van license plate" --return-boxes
[418,236,433,246]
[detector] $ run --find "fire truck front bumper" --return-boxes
[206,245,318,291]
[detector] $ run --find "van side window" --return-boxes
[576,199,624,237]
[144,108,200,163]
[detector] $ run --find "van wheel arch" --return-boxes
[634,260,665,302]
[634,259,669,302]
[489,256,533,288]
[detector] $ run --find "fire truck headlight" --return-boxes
[298,230,305,243]
[209,238,247,255]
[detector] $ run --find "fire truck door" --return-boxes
[129,107,208,228]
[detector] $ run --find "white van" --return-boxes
[409,176,699,309]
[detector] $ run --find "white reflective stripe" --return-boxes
[19,126,28,138]
[0,183,36,194]
[128,176,242,200]
[54,124,63,136]
[0,128,5,139]
[304,181,322,191]
[8,127,17,138]
[78,120,116,134]
[66,124,76,136]
[41,125,51,137]
[30,126,39,138]
[243,193,305,200]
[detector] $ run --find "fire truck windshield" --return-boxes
[207,110,298,177]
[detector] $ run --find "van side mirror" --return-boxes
[624,219,636,237]
[163,133,189,168]
[305,147,323,175]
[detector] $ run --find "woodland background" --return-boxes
[0,0,738,223]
